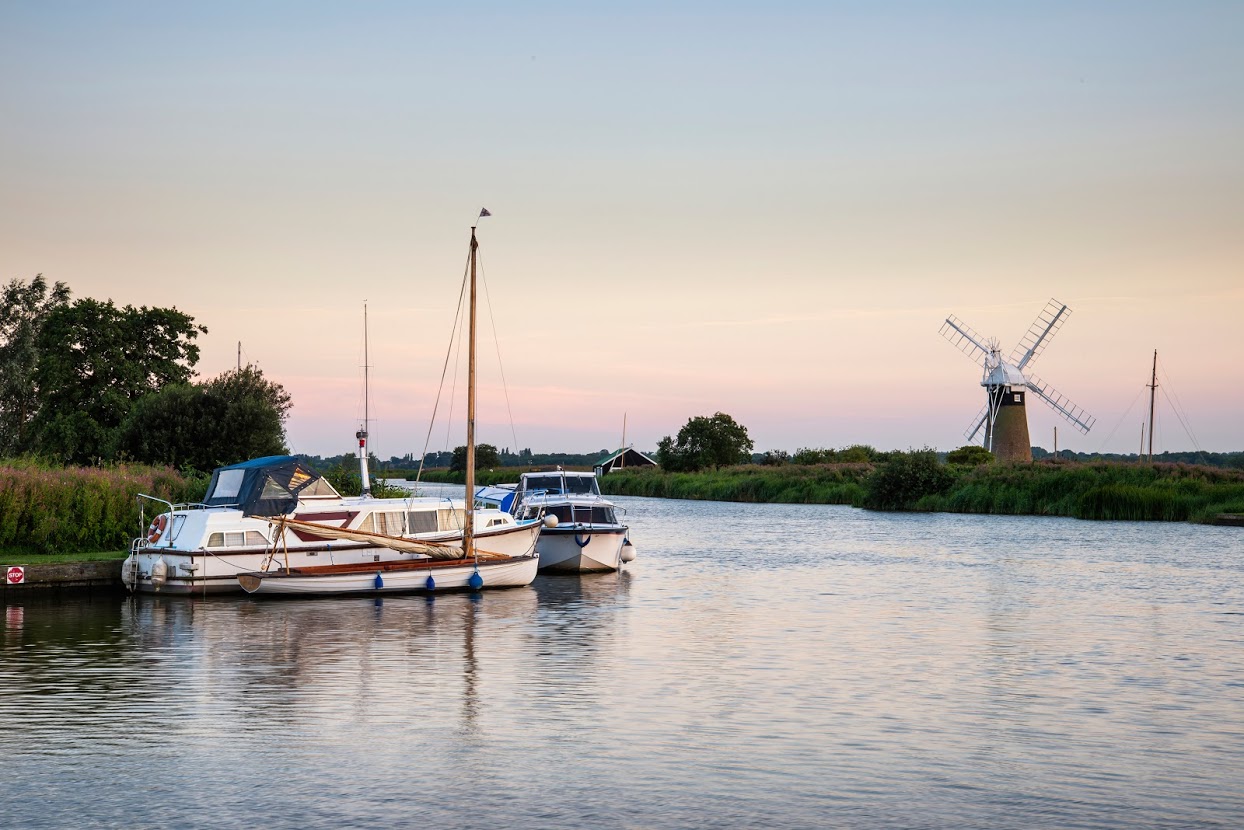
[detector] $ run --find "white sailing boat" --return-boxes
[238,213,541,596]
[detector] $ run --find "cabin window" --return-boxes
[438,509,466,532]
[573,506,615,524]
[359,512,405,535]
[299,478,339,497]
[377,512,405,536]
[544,505,574,523]
[408,511,438,534]
[288,468,313,491]
[1013,393,1021,402]
[207,530,269,547]
[539,505,616,524]
[210,469,245,501]
[260,479,293,501]
[487,518,505,527]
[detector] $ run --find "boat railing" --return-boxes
[134,493,211,549]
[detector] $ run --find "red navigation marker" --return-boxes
[6,566,25,585]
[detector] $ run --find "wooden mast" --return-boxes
[1146,349,1158,462]
[464,226,479,559]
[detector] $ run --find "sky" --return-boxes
[2,1,1241,458]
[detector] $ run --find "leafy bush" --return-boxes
[946,445,995,466]
[862,448,955,510]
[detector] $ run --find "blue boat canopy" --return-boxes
[202,456,340,516]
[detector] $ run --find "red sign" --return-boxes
[6,566,24,585]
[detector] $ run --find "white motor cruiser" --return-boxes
[482,471,634,573]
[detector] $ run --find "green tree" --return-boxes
[760,449,790,466]
[0,274,70,454]
[32,298,206,462]
[839,444,883,463]
[450,443,501,472]
[112,366,291,472]
[946,444,995,466]
[792,447,832,464]
[657,412,754,472]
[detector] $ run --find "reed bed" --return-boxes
[414,469,523,487]
[927,461,1244,523]
[598,459,1244,524]
[0,460,207,556]
[599,464,870,505]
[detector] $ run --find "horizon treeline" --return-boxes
[301,445,1244,473]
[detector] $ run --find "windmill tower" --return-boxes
[939,299,1095,462]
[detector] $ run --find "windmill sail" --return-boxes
[1010,299,1070,370]
[940,316,993,366]
[964,405,989,442]
[1025,374,1095,434]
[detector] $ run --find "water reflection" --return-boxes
[3,503,1244,829]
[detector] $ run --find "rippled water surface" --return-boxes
[4,498,1244,829]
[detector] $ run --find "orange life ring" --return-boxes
[147,514,168,544]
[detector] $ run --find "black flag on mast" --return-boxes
[479,208,491,217]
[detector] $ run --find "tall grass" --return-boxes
[599,464,870,504]
[0,460,207,556]
[921,461,1244,523]
[597,458,1244,524]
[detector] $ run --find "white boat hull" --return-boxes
[536,526,626,573]
[125,521,542,595]
[237,553,539,596]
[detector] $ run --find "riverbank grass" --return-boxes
[598,458,1244,524]
[0,459,206,557]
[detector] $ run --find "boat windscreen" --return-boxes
[565,476,598,495]
[542,504,616,524]
[523,475,564,495]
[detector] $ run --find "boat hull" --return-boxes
[125,521,542,595]
[237,553,539,596]
[536,526,626,573]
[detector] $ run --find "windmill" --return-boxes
[939,299,1095,462]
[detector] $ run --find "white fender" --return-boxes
[151,557,168,589]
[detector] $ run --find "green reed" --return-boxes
[0,459,208,556]
[597,458,1244,524]
[599,464,870,505]
[922,461,1244,522]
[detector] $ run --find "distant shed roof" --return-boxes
[594,447,658,473]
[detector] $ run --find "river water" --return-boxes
[3,496,1243,829]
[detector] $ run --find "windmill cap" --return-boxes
[982,362,1027,387]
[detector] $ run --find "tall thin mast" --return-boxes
[365,302,370,438]
[464,228,478,559]
[357,302,371,496]
[1146,349,1158,462]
